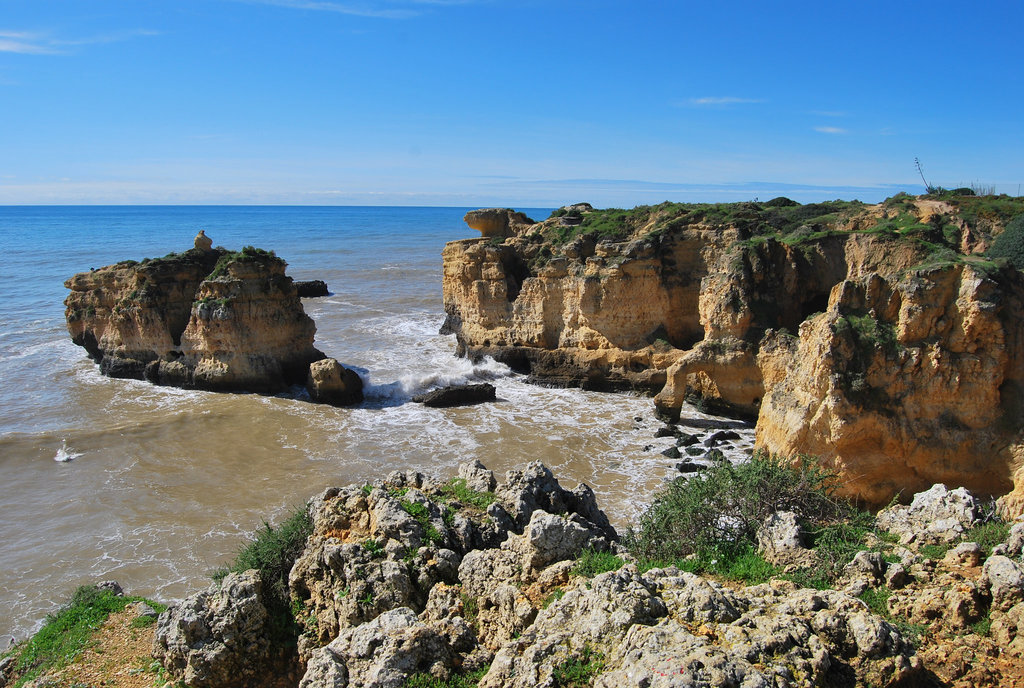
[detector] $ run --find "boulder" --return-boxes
[757,511,814,567]
[307,358,364,406]
[463,208,536,239]
[295,280,329,297]
[412,383,496,408]
[153,570,273,688]
[876,484,981,545]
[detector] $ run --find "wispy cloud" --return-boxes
[814,126,848,134]
[686,96,765,106]
[228,0,421,18]
[0,28,158,54]
[0,31,60,54]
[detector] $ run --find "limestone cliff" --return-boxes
[441,195,1024,508]
[65,246,334,395]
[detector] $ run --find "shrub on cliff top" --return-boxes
[214,504,312,643]
[988,214,1024,270]
[626,451,846,566]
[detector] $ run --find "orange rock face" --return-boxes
[755,265,1024,512]
[442,198,1024,507]
[65,247,324,393]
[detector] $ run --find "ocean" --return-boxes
[0,206,755,641]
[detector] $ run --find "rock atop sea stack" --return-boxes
[412,383,496,407]
[194,230,213,252]
[307,358,363,406]
[462,209,535,239]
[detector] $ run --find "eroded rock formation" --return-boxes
[441,196,1024,509]
[65,245,361,401]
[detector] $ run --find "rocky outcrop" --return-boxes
[295,280,329,297]
[155,461,929,688]
[65,245,361,400]
[463,208,535,239]
[756,264,1024,509]
[441,197,1024,508]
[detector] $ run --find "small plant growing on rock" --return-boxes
[552,645,605,688]
[213,504,312,644]
[570,548,624,578]
[440,478,496,510]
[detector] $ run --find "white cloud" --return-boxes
[0,31,59,54]
[687,96,765,106]
[0,28,158,54]
[814,126,847,134]
[228,0,420,18]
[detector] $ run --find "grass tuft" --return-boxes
[571,548,625,578]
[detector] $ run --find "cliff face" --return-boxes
[756,264,1024,509]
[441,196,1024,509]
[65,247,326,394]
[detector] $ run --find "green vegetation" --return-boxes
[552,645,605,688]
[207,245,280,279]
[439,478,497,510]
[627,451,845,565]
[623,452,905,587]
[965,520,1011,556]
[834,313,899,354]
[399,499,444,545]
[988,214,1024,270]
[541,588,566,608]
[363,538,385,557]
[212,504,312,644]
[459,592,479,629]
[570,548,624,578]
[404,666,489,688]
[2,585,166,688]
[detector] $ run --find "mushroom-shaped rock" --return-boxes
[307,358,364,406]
[463,208,535,239]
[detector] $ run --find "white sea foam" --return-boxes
[53,439,81,463]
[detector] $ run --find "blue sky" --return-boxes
[1,0,1021,206]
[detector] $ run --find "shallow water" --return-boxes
[0,206,754,641]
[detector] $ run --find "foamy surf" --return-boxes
[362,354,513,402]
[53,439,81,463]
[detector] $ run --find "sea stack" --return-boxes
[64,242,360,401]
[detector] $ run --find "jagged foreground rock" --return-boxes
[64,244,362,403]
[154,462,925,688]
[440,197,1024,512]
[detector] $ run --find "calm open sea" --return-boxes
[0,206,754,641]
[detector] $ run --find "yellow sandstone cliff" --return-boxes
[441,196,1024,512]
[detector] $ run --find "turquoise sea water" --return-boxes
[0,206,755,641]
